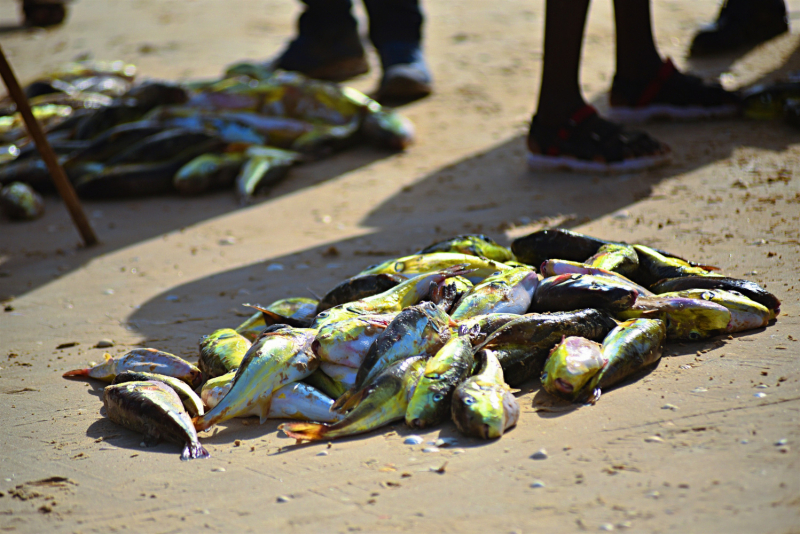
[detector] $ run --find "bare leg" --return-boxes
[613,0,662,82]
[535,0,590,128]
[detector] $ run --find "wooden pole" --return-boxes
[0,44,98,247]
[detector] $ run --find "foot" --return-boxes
[608,58,741,122]
[271,34,369,82]
[690,0,788,56]
[527,105,671,173]
[374,42,432,104]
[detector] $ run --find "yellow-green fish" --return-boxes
[540,336,605,402]
[198,328,251,379]
[63,348,202,388]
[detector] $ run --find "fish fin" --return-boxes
[586,388,601,405]
[103,353,112,361]
[330,388,354,411]
[336,387,368,413]
[278,422,328,441]
[245,304,307,327]
[258,398,273,424]
[181,443,211,461]
[62,368,91,378]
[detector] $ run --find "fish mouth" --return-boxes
[554,378,574,394]
[481,423,491,439]
[409,418,424,429]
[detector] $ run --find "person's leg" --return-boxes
[274,0,369,82]
[529,0,669,173]
[608,0,741,121]
[363,0,432,102]
[690,0,788,57]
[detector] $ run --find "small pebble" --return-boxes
[316,451,329,456]
[103,289,115,295]
[95,339,114,348]
[740,439,749,445]
[775,439,788,446]
[451,448,466,454]
[531,449,548,460]
[617,521,632,529]
[165,295,179,302]
[404,435,423,445]
[646,490,660,499]
[644,436,663,443]
[692,387,707,393]
[266,264,284,271]
[211,467,225,472]
[435,438,454,447]
[530,480,545,488]
[756,384,768,389]
[218,237,236,245]
[276,495,290,503]
[754,392,767,398]
[422,447,440,453]
[778,446,790,453]
[662,404,678,411]
[599,523,615,531]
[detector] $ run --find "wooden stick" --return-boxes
[0,44,98,246]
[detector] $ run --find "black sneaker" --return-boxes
[374,42,432,104]
[690,0,788,56]
[272,34,369,82]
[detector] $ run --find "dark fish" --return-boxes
[16,139,90,161]
[478,308,618,386]
[73,99,147,140]
[531,273,638,313]
[0,158,57,194]
[632,245,718,287]
[511,228,611,266]
[104,129,222,166]
[316,273,406,313]
[122,81,189,112]
[63,121,165,166]
[649,276,781,318]
[103,380,210,461]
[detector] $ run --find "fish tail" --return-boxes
[62,368,91,378]
[586,388,602,405]
[181,442,211,461]
[278,422,329,441]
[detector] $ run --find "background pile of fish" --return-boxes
[63,229,781,460]
[0,60,414,220]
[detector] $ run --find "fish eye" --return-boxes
[426,372,440,380]
[701,291,714,301]
[689,331,701,341]
[394,261,405,272]
[541,371,548,380]
[433,393,444,402]
[666,317,673,328]
[464,396,476,405]
[492,271,501,276]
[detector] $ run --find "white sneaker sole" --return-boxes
[526,151,672,174]
[607,103,739,123]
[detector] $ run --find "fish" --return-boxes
[540,336,605,402]
[235,297,319,341]
[478,308,618,386]
[73,100,150,140]
[584,318,666,403]
[279,355,426,441]
[62,121,165,166]
[0,182,44,220]
[0,144,19,164]
[632,245,719,287]
[316,273,405,313]
[649,276,780,319]
[312,314,395,368]
[193,327,318,431]
[430,275,473,313]
[741,82,800,120]
[0,157,57,194]
[235,147,301,202]
[415,234,515,263]
[406,334,475,428]
[511,228,611,266]
[333,302,453,411]
[73,159,187,199]
[103,380,210,461]
[63,348,202,388]
[198,328,252,379]
[201,373,342,423]
[451,349,519,439]
[531,273,638,313]
[122,81,189,112]
[539,259,653,297]
[112,371,205,417]
[617,296,730,341]
[455,313,522,345]
[104,129,223,166]
[656,289,770,333]
[318,362,358,389]
[358,252,512,284]
[340,86,415,150]
[450,267,539,321]
[302,369,349,400]
[174,152,246,195]
[585,243,639,278]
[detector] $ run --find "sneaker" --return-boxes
[690,0,788,56]
[272,34,369,82]
[374,42,432,103]
[608,58,741,122]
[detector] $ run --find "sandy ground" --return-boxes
[1,0,799,532]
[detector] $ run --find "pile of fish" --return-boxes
[0,60,414,220]
[63,229,780,459]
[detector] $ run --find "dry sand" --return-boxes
[1,0,799,532]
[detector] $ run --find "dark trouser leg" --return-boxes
[361,0,423,50]
[297,0,358,42]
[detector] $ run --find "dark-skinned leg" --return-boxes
[534,0,590,129]
[612,0,662,83]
